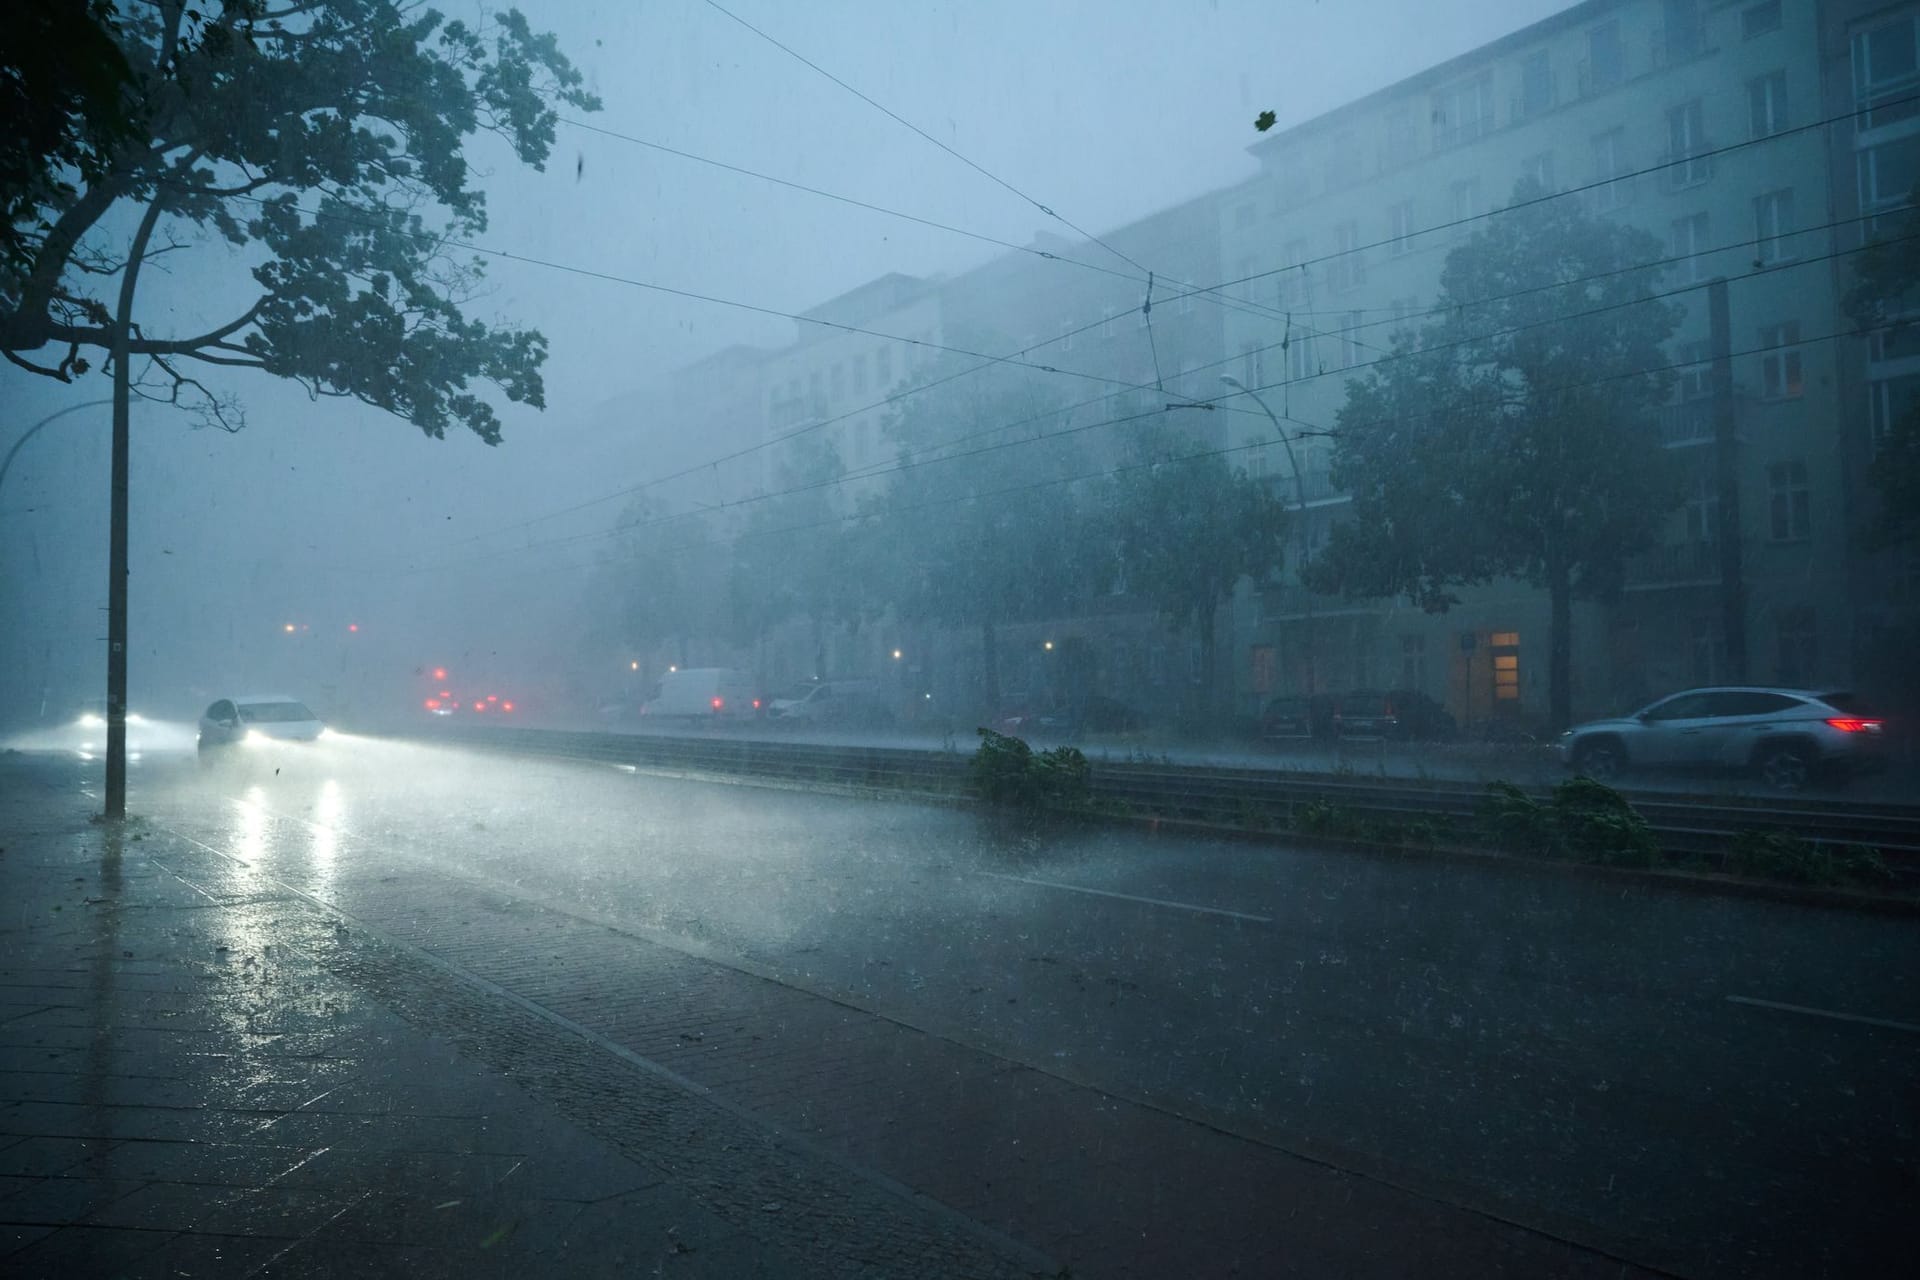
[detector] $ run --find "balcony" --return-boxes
[1659,399,1715,447]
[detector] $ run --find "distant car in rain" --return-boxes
[1259,695,1335,741]
[771,680,892,727]
[1558,687,1888,791]
[198,695,328,760]
[1330,689,1458,742]
[640,668,760,721]
[72,698,155,755]
[991,694,1147,739]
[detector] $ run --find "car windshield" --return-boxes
[236,701,317,724]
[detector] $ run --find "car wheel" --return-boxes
[1755,742,1814,792]
[1571,739,1625,781]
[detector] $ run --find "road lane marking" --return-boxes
[979,872,1272,924]
[1726,995,1920,1034]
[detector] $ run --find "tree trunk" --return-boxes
[103,194,167,821]
[1548,559,1573,734]
[980,619,1000,718]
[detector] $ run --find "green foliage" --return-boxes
[1725,832,1893,887]
[1103,426,1288,719]
[1311,177,1684,726]
[969,729,1092,811]
[2,2,599,440]
[1254,110,1277,132]
[727,437,866,651]
[1476,777,1657,867]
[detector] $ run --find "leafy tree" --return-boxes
[1103,426,1288,723]
[727,437,868,674]
[0,1,596,815]
[2,0,597,430]
[593,496,731,676]
[868,354,1100,713]
[1309,179,1681,730]
[1842,195,1920,548]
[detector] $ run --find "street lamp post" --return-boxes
[0,399,114,499]
[1220,376,1316,701]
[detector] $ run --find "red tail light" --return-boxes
[425,698,440,710]
[473,701,486,712]
[487,694,498,702]
[1826,717,1883,732]
[712,697,724,710]
[752,698,762,709]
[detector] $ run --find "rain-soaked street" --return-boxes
[8,729,1910,1277]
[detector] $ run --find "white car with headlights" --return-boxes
[75,700,149,755]
[197,695,328,759]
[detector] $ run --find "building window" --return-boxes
[1277,237,1311,307]
[1753,189,1795,263]
[1388,200,1415,256]
[1286,327,1315,382]
[1742,1,1781,40]
[1518,50,1553,119]
[1760,322,1803,398]
[1585,22,1624,94]
[851,356,867,396]
[1100,306,1116,339]
[1665,100,1710,188]
[1329,220,1365,290]
[1776,606,1817,686]
[1853,14,1920,132]
[1768,460,1811,540]
[1240,341,1262,389]
[1447,176,1482,237]
[1339,311,1365,370]
[1747,71,1788,139]
[1666,340,1713,446]
[1670,213,1711,283]
[1519,150,1556,193]
[876,347,892,386]
[1400,634,1427,689]
[1390,297,1421,338]
[1683,466,1719,542]
[1591,128,1631,210]
[1869,370,1920,450]
[1857,134,1920,226]
[829,362,845,401]
[1432,71,1494,149]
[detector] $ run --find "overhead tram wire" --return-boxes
[392,219,1917,578]
[452,84,1915,543]
[199,87,1918,553]
[700,0,1153,278]
[380,257,1910,584]
[353,296,1903,595]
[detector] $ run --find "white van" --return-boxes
[640,668,759,720]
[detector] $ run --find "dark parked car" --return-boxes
[1330,689,1458,741]
[1259,695,1335,740]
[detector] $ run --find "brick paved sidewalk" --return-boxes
[0,756,1042,1278]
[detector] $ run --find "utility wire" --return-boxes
[700,0,1152,276]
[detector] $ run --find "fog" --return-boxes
[1,0,1569,730]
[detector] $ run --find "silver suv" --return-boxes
[1558,687,1888,791]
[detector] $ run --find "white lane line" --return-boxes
[1726,995,1920,1034]
[979,872,1272,924]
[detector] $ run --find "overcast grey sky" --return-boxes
[1,0,1568,715]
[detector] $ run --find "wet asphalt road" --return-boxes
[73,732,1920,1276]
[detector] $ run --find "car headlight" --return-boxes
[78,713,104,729]
[243,730,268,747]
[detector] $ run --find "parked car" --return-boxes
[774,680,892,727]
[1259,695,1335,740]
[990,694,1146,739]
[1558,687,1888,791]
[198,695,327,759]
[1330,689,1457,741]
[639,668,760,720]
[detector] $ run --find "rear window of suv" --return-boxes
[1817,691,1865,712]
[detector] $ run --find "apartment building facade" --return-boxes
[1219,0,1872,730]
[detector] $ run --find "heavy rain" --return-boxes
[2,2,1917,1276]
